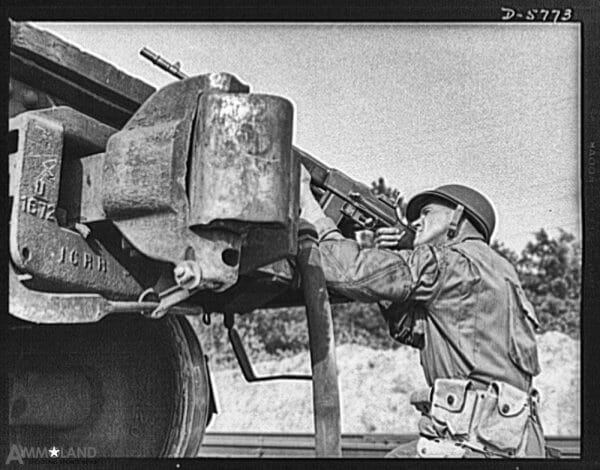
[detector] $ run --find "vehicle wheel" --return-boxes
[8,314,209,457]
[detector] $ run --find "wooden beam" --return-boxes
[10,20,156,128]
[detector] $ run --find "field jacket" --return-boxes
[312,216,542,392]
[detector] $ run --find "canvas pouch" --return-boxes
[430,378,477,437]
[473,381,530,454]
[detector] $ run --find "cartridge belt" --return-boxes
[410,378,538,458]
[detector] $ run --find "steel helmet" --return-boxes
[405,184,496,243]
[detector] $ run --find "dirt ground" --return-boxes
[206,331,580,436]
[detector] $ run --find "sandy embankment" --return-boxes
[206,331,579,436]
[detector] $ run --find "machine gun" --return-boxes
[140,48,415,249]
[295,147,413,247]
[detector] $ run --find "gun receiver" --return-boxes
[295,148,414,249]
[140,48,415,249]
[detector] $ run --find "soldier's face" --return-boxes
[412,201,455,246]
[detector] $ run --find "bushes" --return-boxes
[189,302,397,365]
[492,229,581,338]
[189,308,312,366]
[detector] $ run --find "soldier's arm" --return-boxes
[311,216,412,302]
[300,165,441,304]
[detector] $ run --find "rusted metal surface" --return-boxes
[8,98,300,320]
[59,152,107,223]
[297,230,342,457]
[190,92,298,273]
[9,108,146,299]
[8,261,198,324]
[9,261,113,324]
[190,92,294,225]
[103,75,247,296]
[103,75,297,295]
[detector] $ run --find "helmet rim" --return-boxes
[406,185,495,243]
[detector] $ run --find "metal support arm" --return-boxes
[296,226,342,457]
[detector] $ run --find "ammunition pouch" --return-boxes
[473,381,531,455]
[430,379,477,438]
[412,378,536,458]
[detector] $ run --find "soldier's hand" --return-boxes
[299,164,312,204]
[299,164,326,223]
[375,227,406,250]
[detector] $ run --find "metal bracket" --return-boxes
[149,285,199,320]
[8,261,198,324]
[224,313,311,382]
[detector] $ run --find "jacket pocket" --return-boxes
[506,278,541,376]
[430,378,476,437]
[474,381,530,454]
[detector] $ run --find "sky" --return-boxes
[33,22,581,252]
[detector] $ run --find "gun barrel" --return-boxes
[140,47,188,80]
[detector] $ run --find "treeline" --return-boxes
[192,227,581,366]
[491,228,581,338]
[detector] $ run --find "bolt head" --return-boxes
[23,90,39,108]
[173,260,202,289]
[174,266,186,277]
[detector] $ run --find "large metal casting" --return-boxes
[102,74,298,314]
[9,107,147,299]
[189,91,299,274]
[9,79,299,321]
[8,260,200,324]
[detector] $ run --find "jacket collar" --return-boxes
[445,231,485,247]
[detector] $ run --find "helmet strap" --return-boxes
[447,204,464,239]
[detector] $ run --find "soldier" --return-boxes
[298,167,546,458]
